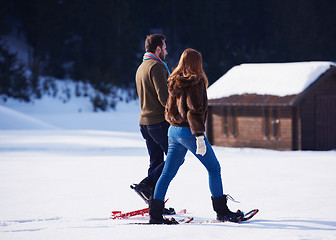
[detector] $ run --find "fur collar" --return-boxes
[168,75,202,96]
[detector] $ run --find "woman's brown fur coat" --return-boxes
[165,75,208,136]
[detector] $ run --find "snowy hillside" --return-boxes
[0,105,57,130]
[0,78,140,132]
[0,94,336,240]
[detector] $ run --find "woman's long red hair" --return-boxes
[169,48,208,87]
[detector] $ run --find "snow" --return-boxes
[1,91,336,240]
[207,61,336,99]
[0,105,57,130]
[0,78,140,132]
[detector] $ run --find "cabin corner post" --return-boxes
[292,106,302,150]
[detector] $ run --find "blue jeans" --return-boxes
[153,126,224,201]
[140,121,170,185]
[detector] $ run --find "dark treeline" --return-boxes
[1,0,336,108]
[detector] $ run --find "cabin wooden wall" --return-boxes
[299,67,336,150]
[207,106,293,150]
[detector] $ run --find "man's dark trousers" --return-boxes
[140,121,170,186]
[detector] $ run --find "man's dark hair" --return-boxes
[145,34,166,53]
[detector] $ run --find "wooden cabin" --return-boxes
[206,62,336,150]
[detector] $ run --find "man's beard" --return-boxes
[159,51,165,60]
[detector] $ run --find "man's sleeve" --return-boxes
[151,64,169,107]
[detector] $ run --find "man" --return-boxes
[132,34,174,214]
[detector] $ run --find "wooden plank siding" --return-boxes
[316,95,336,150]
[298,67,336,150]
[207,106,293,150]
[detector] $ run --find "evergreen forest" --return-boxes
[1,0,335,109]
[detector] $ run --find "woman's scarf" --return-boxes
[143,52,170,76]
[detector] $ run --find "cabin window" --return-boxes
[263,108,270,139]
[223,107,238,138]
[223,107,229,136]
[272,107,280,139]
[263,107,280,140]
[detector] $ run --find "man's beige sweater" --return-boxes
[135,58,169,125]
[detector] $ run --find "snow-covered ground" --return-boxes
[1,96,336,240]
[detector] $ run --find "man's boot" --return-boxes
[130,179,153,204]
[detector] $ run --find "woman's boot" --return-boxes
[211,195,244,222]
[149,198,178,224]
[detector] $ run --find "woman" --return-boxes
[149,48,243,224]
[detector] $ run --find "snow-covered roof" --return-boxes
[207,61,336,100]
